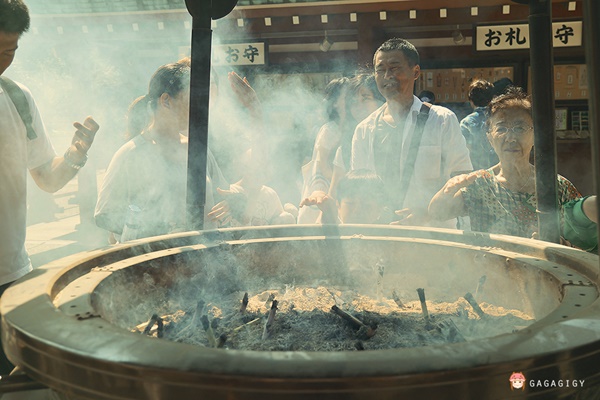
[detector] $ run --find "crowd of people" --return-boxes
[4,0,598,264]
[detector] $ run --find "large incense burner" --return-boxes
[2,225,600,399]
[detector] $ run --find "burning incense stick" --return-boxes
[262,300,278,340]
[330,305,376,339]
[416,288,430,322]
[392,290,405,309]
[142,314,164,338]
[326,289,344,307]
[464,292,486,319]
[156,317,164,338]
[264,293,275,309]
[142,314,158,335]
[217,333,227,348]
[201,315,217,347]
[240,292,249,313]
[232,318,260,332]
[190,299,206,327]
[376,259,385,302]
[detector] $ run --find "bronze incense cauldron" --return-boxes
[2,225,599,399]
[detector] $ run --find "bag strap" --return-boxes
[0,76,37,140]
[396,102,431,208]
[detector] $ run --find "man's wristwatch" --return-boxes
[63,147,88,170]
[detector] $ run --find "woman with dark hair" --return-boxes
[297,77,349,223]
[429,87,580,238]
[95,59,228,240]
[329,73,385,198]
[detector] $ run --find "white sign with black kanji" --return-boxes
[212,43,266,66]
[476,21,582,51]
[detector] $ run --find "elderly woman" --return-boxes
[428,87,580,238]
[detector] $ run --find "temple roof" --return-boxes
[25,0,330,15]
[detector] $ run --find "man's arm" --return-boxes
[30,117,99,193]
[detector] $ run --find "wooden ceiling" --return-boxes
[24,0,584,70]
[216,0,583,66]
[222,0,580,39]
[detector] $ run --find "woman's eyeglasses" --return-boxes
[491,125,533,135]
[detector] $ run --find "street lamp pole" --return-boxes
[513,0,560,243]
[184,0,238,231]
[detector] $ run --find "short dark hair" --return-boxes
[0,0,30,35]
[492,77,515,97]
[418,90,435,103]
[126,60,191,138]
[468,79,494,107]
[373,38,420,67]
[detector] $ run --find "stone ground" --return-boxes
[25,170,109,268]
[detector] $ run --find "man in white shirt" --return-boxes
[351,38,472,227]
[0,0,99,374]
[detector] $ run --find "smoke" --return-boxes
[87,231,542,346]
[209,69,335,203]
[11,7,359,238]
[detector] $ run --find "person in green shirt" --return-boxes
[563,195,598,253]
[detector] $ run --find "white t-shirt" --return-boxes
[312,121,341,160]
[351,97,472,228]
[0,80,55,285]
[332,146,345,171]
[95,136,227,237]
